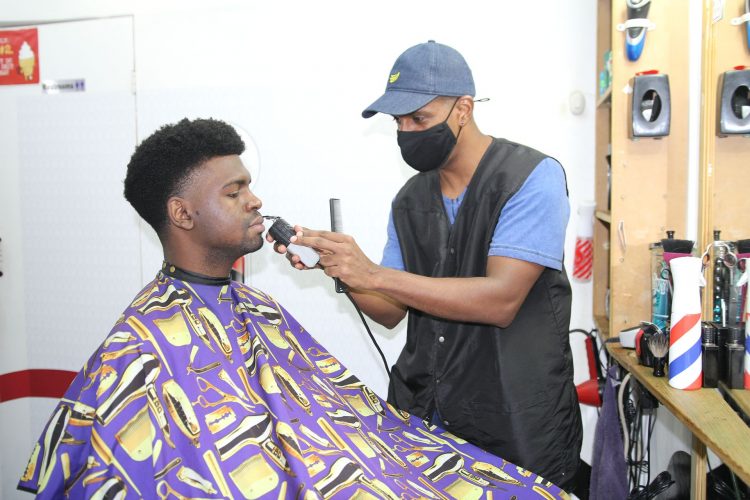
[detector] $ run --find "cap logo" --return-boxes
[388,72,400,84]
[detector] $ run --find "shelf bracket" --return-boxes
[616,19,656,32]
[730,12,750,25]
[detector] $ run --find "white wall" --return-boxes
[0,0,607,496]
[127,0,598,395]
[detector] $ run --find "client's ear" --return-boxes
[167,197,194,230]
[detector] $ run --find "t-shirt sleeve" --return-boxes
[380,208,406,271]
[489,157,569,270]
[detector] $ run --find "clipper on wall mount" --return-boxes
[717,66,750,136]
[730,0,750,51]
[630,70,671,138]
[617,0,654,62]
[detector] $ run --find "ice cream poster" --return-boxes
[0,28,39,85]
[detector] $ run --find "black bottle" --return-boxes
[712,230,730,323]
[638,329,654,367]
[701,323,719,388]
[714,323,729,381]
[724,325,745,389]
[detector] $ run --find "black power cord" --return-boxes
[344,290,391,379]
[569,328,607,383]
[620,377,661,495]
[617,368,670,499]
[627,471,675,499]
[267,215,393,381]
[707,455,747,500]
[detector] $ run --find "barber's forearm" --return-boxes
[292,229,526,327]
[368,267,518,328]
[348,289,407,329]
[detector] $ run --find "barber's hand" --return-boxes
[265,225,312,270]
[294,229,379,290]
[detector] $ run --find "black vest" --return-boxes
[389,138,582,487]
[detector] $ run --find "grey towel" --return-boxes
[590,366,628,499]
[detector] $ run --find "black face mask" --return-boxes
[397,99,462,173]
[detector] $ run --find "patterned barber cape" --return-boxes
[18,271,568,499]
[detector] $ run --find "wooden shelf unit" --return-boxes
[593,0,613,328]
[720,382,750,420]
[607,343,750,491]
[594,0,690,336]
[592,2,750,498]
[698,0,750,317]
[596,86,612,108]
[595,210,611,224]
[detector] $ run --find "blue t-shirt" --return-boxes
[381,157,569,271]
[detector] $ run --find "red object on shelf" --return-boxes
[576,378,603,407]
[574,334,604,407]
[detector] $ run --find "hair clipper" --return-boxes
[265,216,320,268]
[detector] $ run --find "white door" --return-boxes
[0,17,138,498]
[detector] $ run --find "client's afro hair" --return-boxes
[124,118,245,234]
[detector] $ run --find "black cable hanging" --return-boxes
[345,290,391,378]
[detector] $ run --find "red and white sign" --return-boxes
[573,237,594,281]
[0,28,40,85]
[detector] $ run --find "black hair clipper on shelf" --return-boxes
[265,216,320,268]
[329,198,348,293]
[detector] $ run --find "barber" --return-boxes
[272,40,582,490]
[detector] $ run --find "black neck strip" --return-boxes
[161,262,231,286]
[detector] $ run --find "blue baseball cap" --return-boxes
[362,40,475,119]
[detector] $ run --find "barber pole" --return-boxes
[668,256,703,390]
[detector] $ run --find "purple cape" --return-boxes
[18,272,567,499]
